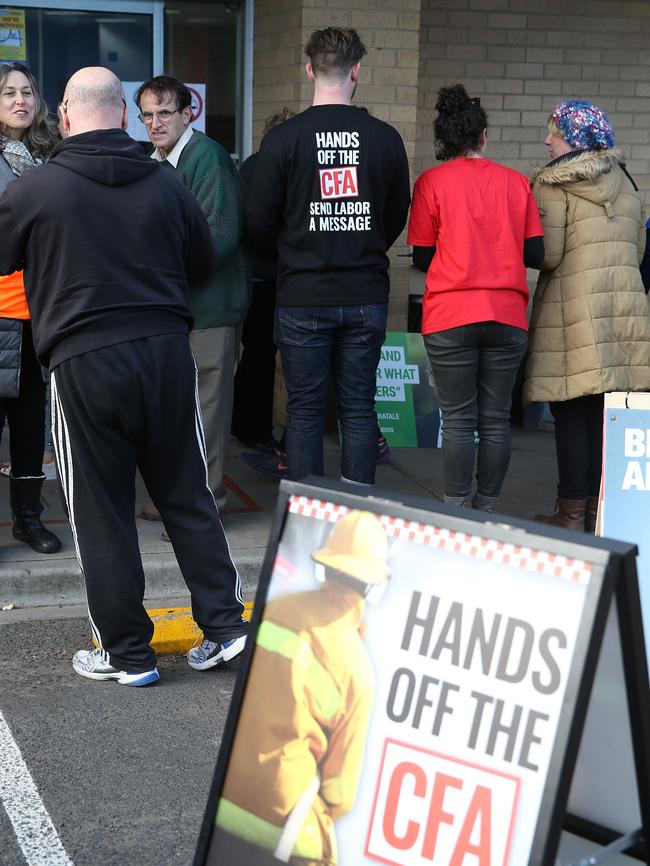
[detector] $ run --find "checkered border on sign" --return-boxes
[288,495,592,585]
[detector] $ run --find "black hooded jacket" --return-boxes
[0,128,217,368]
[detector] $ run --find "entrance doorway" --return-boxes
[164,1,244,158]
[12,1,160,110]
[5,0,249,159]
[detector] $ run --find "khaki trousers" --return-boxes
[190,325,240,510]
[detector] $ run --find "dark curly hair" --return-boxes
[134,75,192,112]
[434,84,488,161]
[263,106,295,135]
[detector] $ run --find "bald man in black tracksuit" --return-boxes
[0,67,247,686]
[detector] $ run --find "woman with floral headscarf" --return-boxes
[0,62,61,553]
[524,100,650,531]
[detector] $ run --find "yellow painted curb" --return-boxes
[92,601,253,655]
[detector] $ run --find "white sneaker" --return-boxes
[72,648,159,686]
[187,635,246,671]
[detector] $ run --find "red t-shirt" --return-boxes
[407,157,542,335]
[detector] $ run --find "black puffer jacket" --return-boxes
[0,154,23,398]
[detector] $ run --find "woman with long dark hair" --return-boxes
[408,84,544,512]
[0,62,61,552]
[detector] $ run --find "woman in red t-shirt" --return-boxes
[408,84,544,512]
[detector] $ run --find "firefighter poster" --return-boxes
[375,332,441,448]
[0,8,26,62]
[196,482,650,866]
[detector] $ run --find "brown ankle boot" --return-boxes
[534,498,588,532]
[585,496,598,534]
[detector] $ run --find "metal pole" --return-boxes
[565,828,643,866]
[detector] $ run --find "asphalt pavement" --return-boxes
[0,614,238,866]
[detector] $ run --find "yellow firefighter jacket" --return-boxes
[216,580,375,865]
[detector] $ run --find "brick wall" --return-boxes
[253,0,422,331]
[416,0,650,207]
[251,0,305,147]
[254,0,650,424]
[254,0,650,323]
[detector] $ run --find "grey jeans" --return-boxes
[424,322,527,507]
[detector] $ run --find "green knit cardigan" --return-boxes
[175,131,252,329]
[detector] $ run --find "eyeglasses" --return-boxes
[138,108,180,125]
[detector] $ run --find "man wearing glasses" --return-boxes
[135,76,250,516]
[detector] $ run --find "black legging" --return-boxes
[549,394,604,499]
[0,320,46,477]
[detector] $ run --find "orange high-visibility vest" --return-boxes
[0,272,29,319]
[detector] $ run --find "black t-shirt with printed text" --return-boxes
[245,104,411,307]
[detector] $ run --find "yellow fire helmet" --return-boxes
[312,510,390,585]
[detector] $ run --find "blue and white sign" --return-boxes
[602,393,650,666]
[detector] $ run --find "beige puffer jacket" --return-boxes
[523,148,650,405]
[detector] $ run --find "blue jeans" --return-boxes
[424,322,527,507]
[275,304,387,484]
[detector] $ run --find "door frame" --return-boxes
[14,0,164,74]
[15,0,253,159]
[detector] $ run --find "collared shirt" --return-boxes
[151,125,194,167]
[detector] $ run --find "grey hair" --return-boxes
[66,78,125,111]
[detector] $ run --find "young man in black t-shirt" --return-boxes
[245,27,410,485]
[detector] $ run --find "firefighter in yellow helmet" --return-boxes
[212,511,390,866]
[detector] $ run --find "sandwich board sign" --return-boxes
[601,392,650,670]
[194,480,650,866]
[557,389,650,861]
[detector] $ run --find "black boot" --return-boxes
[585,496,599,534]
[10,476,62,554]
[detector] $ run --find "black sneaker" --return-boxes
[376,434,392,463]
[241,449,289,479]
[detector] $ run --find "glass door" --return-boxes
[7,1,162,112]
[164,0,244,160]
[3,1,250,160]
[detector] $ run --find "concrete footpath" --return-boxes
[0,427,560,638]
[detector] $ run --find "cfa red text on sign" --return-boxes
[366,739,520,866]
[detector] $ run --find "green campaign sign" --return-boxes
[375,332,440,448]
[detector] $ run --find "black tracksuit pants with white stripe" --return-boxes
[50,333,247,673]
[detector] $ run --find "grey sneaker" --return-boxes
[187,635,247,671]
[72,648,159,686]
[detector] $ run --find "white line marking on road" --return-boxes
[0,710,74,866]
